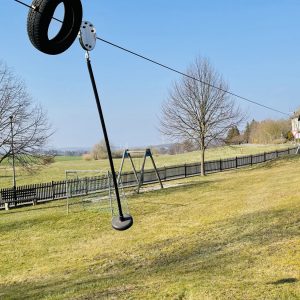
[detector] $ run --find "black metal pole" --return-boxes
[10,116,16,188]
[10,116,17,204]
[85,52,124,219]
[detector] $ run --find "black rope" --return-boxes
[13,0,290,116]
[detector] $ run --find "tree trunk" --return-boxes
[200,148,206,176]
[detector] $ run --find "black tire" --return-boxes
[27,0,82,55]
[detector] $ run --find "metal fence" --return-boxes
[0,147,298,209]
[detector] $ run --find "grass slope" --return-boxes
[0,156,299,299]
[0,144,292,188]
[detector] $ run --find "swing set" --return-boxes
[117,148,164,193]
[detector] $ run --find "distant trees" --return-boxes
[224,118,293,145]
[90,140,121,160]
[160,57,244,175]
[91,140,108,160]
[166,140,197,155]
[0,62,52,172]
[248,119,290,144]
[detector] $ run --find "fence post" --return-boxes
[236,156,238,168]
[32,184,37,206]
[220,159,222,171]
[184,164,187,177]
[264,152,266,162]
[275,150,278,158]
[51,181,55,199]
[250,155,253,166]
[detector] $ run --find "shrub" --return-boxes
[82,153,92,161]
[42,155,55,165]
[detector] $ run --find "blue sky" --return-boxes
[1,0,300,148]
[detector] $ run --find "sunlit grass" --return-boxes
[0,155,299,299]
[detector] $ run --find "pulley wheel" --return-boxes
[27,0,83,55]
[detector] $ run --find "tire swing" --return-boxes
[27,0,83,55]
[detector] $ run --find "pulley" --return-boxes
[79,21,97,51]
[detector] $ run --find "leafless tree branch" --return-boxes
[160,57,245,175]
[0,62,53,173]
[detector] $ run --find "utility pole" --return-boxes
[10,116,16,188]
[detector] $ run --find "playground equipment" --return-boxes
[65,170,129,219]
[118,149,163,193]
[65,170,109,214]
[26,0,133,230]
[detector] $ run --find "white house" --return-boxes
[291,116,300,137]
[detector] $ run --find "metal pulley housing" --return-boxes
[79,21,97,51]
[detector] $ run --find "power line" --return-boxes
[13,0,290,116]
[96,37,290,116]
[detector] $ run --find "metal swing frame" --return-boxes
[117,148,163,193]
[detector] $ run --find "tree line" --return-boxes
[225,118,294,145]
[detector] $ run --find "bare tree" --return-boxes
[0,62,52,172]
[91,140,108,160]
[160,57,244,175]
[90,139,121,159]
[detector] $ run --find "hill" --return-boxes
[0,155,299,299]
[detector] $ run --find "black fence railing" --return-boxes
[0,147,298,209]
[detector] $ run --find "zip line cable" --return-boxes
[96,37,290,116]
[13,0,290,116]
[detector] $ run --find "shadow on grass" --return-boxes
[0,202,66,216]
[1,206,299,299]
[268,278,298,285]
[141,210,299,284]
[133,178,219,199]
[0,273,137,300]
[251,155,300,171]
[0,211,64,234]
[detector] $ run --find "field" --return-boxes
[0,144,292,189]
[0,155,299,299]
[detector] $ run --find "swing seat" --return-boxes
[112,214,133,231]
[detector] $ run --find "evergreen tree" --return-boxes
[244,122,251,143]
[225,126,240,144]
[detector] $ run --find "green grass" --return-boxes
[0,155,299,299]
[0,144,292,189]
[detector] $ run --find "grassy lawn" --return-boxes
[0,155,299,299]
[0,144,293,189]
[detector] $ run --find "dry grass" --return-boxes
[0,155,299,299]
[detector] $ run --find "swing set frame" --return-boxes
[117,148,163,193]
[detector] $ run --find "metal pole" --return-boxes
[85,52,124,219]
[10,115,17,205]
[10,116,16,188]
[149,151,163,189]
